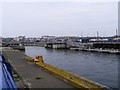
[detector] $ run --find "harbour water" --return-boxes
[25,46,119,89]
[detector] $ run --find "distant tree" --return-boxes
[2,38,13,42]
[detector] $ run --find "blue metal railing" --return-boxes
[0,54,17,89]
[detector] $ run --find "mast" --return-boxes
[97,31,99,39]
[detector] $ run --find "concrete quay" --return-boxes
[70,48,120,54]
[2,49,75,89]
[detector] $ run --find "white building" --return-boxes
[42,36,56,39]
[13,37,19,41]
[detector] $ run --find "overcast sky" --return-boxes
[1,0,119,37]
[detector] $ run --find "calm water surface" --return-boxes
[25,46,119,89]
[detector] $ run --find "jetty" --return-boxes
[70,48,120,54]
[2,49,74,88]
[1,47,111,89]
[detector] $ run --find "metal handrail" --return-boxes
[0,54,17,89]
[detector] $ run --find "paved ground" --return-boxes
[3,50,75,88]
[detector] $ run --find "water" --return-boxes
[25,46,119,89]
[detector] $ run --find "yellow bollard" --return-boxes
[35,55,44,63]
[34,58,40,62]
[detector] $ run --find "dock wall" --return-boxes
[26,56,111,90]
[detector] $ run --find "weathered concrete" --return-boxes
[3,50,75,88]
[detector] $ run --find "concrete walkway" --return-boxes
[3,50,75,88]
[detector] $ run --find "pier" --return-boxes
[1,47,111,89]
[2,49,74,88]
[70,48,120,54]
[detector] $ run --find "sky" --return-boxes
[0,0,119,37]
